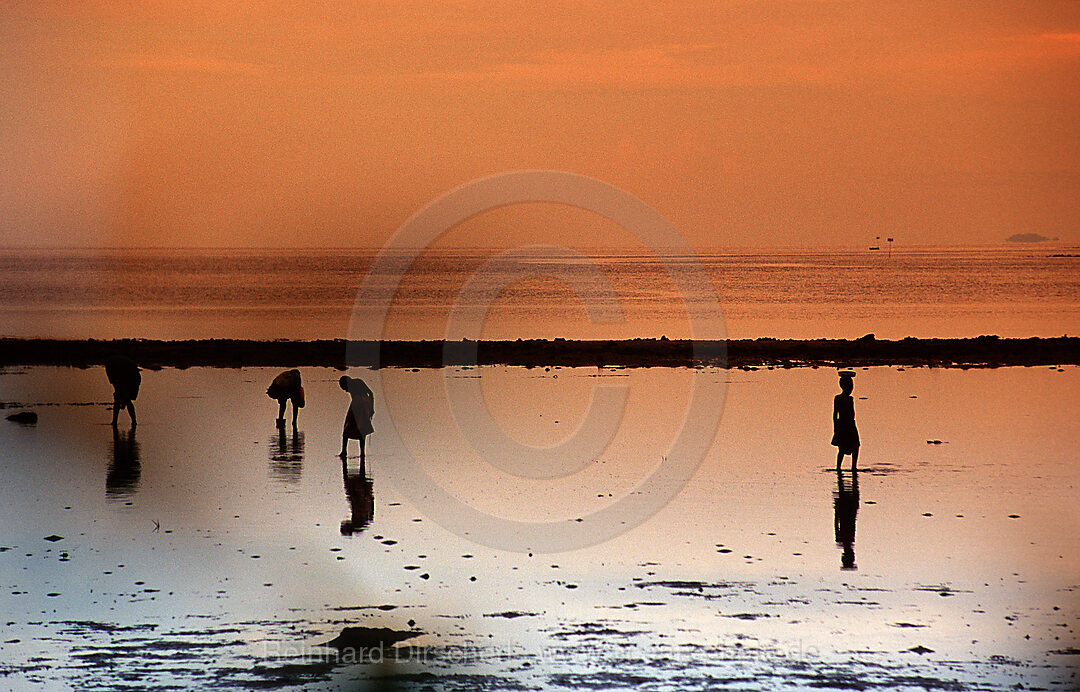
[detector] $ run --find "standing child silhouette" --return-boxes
[832,371,860,470]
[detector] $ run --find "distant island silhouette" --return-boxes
[1006,233,1058,243]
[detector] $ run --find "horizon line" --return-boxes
[1,242,1076,252]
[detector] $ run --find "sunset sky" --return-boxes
[1,1,1078,248]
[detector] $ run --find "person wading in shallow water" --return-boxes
[338,376,374,460]
[105,354,141,428]
[266,369,304,429]
[832,370,860,470]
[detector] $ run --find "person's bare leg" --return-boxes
[291,401,298,428]
[339,435,348,459]
[111,400,120,427]
[836,450,844,470]
[277,400,286,424]
[850,448,859,471]
[127,402,137,427]
[359,435,366,462]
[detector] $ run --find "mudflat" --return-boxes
[0,364,1076,690]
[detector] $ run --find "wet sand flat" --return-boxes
[0,365,1077,690]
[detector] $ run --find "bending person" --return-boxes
[105,354,141,428]
[267,369,304,428]
[338,376,374,460]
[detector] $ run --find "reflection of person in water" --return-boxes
[107,426,141,500]
[267,369,304,428]
[832,370,860,470]
[341,456,374,536]
[338,376,374,460]
[268,427,305,484]
[834,468,859,570]
[105,354,141,428]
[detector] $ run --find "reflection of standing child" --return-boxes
[267,369,304,428]
[832,371,860,470]
[834,469,859,570]
[338,376,374,460]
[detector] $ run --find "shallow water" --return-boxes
[0,365,1077,690]
[1,246,1077,340]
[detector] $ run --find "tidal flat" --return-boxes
[0,365,1077,690]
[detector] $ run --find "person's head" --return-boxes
[838,371,855,394]
[339,375,350,392]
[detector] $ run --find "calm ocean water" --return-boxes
[0,247,1076,340]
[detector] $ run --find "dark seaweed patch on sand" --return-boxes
[483,611,541,619]
[549,623,647,640]
[633,579,758,599]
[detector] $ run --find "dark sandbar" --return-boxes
[1,335,1076,369]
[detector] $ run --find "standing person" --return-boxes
[832,370,860,470]
[267,369,304,428]
[105,354,141,428]
[338,376,374,460]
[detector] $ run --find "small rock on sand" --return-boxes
[323,626,421,650]
[6,411,37,425]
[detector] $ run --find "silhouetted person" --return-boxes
[832,370,859,470]
[268,427,305,484]
[340,455,374,536]
[107,426,141,500]
[105,354,141,428]
[834,468,859,570]
[338,376,374,460]
[267,369,304,429]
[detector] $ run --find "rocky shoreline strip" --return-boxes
[0,335,1076,369]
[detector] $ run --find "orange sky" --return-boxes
[1,1,1078,248]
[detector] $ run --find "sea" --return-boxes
[0,245,1077,341]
